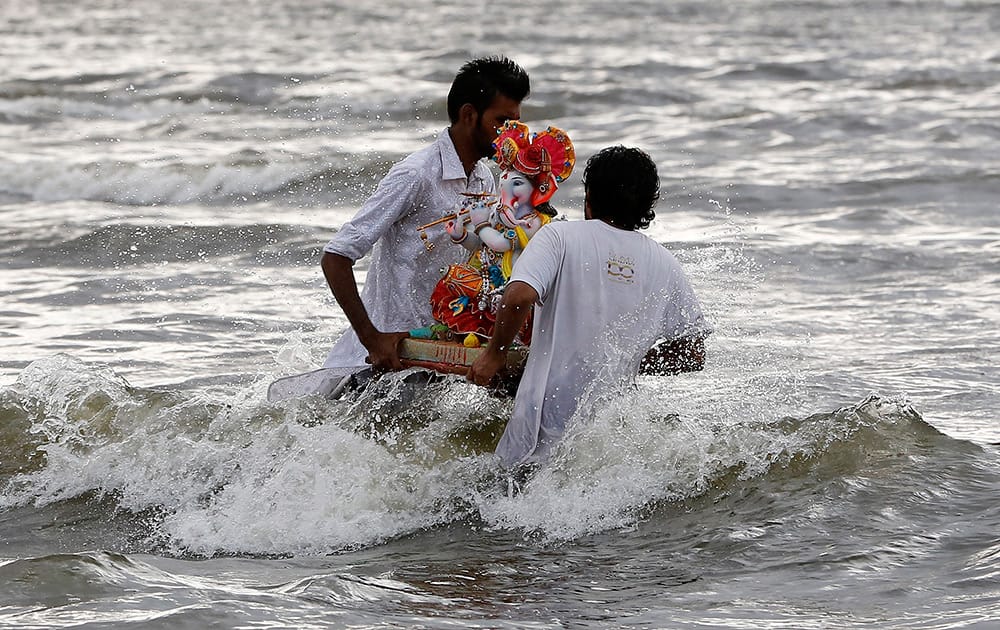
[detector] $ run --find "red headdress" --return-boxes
[493,121,575,206]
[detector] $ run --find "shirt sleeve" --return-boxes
[508,223,564,306]
[323,164,421,262]
[660,270,712,340]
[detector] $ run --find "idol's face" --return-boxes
[499,169,534,217]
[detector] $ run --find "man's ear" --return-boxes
[457,102,478,127]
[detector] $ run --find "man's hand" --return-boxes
[467,347,508,386]
[639,335,707,375]
[466,281,538,388]
[363,330,409,372]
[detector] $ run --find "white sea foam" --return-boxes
[0,157,324,206]
[1,346,826,555]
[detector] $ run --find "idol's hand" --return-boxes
[445,214,467,241]
[469,200,493,231]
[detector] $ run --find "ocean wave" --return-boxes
[0,550,281,609]
[0,68,443,126]
[3,222,323,269]
[0,355,980,557]
[870,67,1000,92]
[698,59,849,83]
[476,392,951,541]
[0,153,394,207]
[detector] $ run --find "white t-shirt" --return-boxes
[495,219,710,466]
[322,128,496,369]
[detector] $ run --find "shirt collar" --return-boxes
[437,127,470,181]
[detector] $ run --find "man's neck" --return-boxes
[597,217,632,231]
[448,126,480,176]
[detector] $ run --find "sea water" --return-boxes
[2,0,999,627]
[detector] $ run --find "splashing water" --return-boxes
[1,349,932,558]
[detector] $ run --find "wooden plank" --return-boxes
[398,338,528,376]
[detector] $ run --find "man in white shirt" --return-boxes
[321,56,530,373]
[468,146,711,467]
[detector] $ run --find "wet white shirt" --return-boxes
[495,219,710,466]
[322,128,495,369]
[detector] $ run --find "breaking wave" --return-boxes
[0,354,959,557]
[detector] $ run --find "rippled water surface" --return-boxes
[2,0,999,628]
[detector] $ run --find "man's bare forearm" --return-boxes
[321,251,379,345]
[468,281,538,386]
[485,282,536,353]
[321,251,408,370]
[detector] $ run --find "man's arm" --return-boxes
[321,251,407,371]
[638,335,707,376]
[467,280,538,386]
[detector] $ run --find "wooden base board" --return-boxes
[398,338,527,376]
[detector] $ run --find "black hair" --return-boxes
[535,201,558,217]
[447,56,530,123]
[582,146,659,230]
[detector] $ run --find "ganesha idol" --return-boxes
[413,121,575,348]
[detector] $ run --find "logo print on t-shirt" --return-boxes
[607,254,635,284]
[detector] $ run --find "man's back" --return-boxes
[497,219,708,465]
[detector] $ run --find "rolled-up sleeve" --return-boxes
[509,224,564,306]
[323,165,421,262]
[661,278,711,340]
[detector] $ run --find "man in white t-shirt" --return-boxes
[468,146,711,467]
[321,57,530,373]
